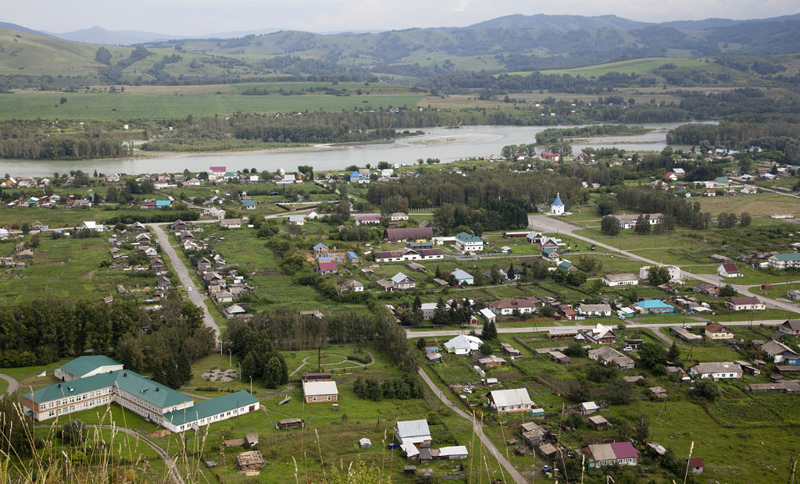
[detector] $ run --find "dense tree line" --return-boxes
[535,125,650,144]
[0,293,213,391]
[352,375,423,402]
[615,187,709,230]
[0,135,132,160]
[367,170,582,232]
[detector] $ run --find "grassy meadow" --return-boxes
[0,85,426,121]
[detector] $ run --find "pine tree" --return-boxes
[481,320,498,340]
[263,356,284,389]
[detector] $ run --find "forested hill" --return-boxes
[2,12,800,88]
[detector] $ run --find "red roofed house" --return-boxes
[717,263,743,278]
[704,322,734,340]
[488,298,536,316]
[689,457,704,475]
[315,262,338,275]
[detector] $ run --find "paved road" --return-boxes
[528,214,800,314]
[407,319,788,339]
[0,373,19,399]
[417,368,527,484]
[151,224,220,344]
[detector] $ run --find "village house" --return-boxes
[761,341,800,365]
[693,282,721,297]
[487,388,534,414]
[588,346,635,371]
[601,273,639,287]
[389,212,409,221]
[220,218,242,229]
[451,268,474,285]
[583,323,616,345]
[584,442,640,468]
[454,232,483,253]
[395,419,432,460]
[617,213,662,230]
[689,362,743,380]
[726,296,766,311]
[717,263,743,278]
[631,299,674,315]
[443,335,482,355]
[488,298,536,316]
[705,322,735,340]
[576,304,613,317]
[781,319,800,336]
[478,355,507,368]
[303,381,338,404]
[377,272,415,292]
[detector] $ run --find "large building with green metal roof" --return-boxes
[23,357,259,433]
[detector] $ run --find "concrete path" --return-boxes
[150,224,220,344]
[417,368,527,484]
[528,214,800,314]
[0,373,19,399]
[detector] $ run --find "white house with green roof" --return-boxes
[454,232,482,253]
[23,357,259,433]
[769,253,800,270]
[54,355,123,381]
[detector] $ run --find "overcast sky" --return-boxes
[5,0,799,36]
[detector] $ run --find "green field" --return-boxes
[535,57,708,77]
[0,89,426,121]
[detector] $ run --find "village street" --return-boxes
[417,368,528,484]
[151,223,221,344]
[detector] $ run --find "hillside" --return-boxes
[1,12,800,89]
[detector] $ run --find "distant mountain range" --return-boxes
[2,12,800,87]
[0,12,795,45]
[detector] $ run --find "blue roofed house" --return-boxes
[550,193,565,215]
[632,299,674,315]
[349,171,360,183]
[347,251,359,262]
[23,356,259,433]
[155,200,172,208]
[313,243,329,258]
[242,199,256,210]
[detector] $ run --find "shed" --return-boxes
[689,457,704,474]
[277,418,305,430]
[236,451,266,470]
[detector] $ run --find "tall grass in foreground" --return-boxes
[0,399,207,484]
[0,397,393,484]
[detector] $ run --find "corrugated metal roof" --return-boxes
[164,391,257,426]
[58,356,122,378]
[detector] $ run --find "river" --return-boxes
[0,122,702,177]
